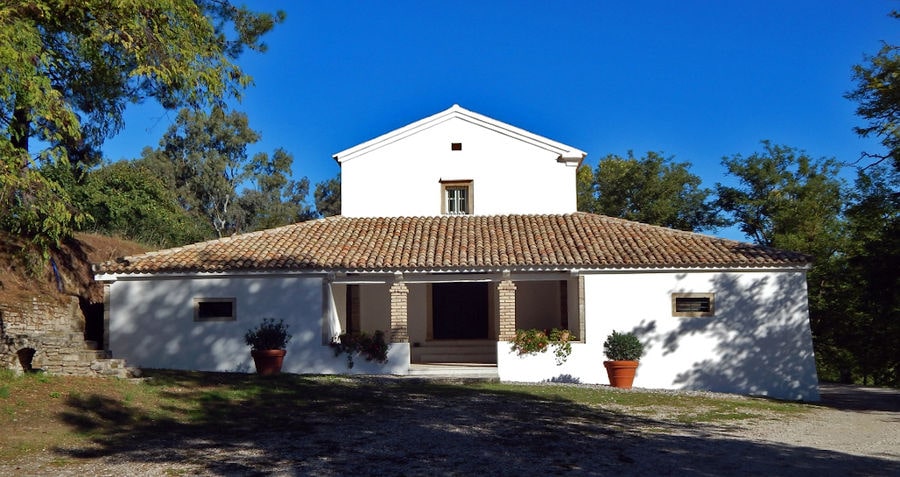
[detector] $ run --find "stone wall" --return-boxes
[0,297,128,377]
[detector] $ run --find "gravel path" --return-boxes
[2,383,898,476]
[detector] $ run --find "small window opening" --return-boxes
[672,293,715,317]
[195,298,236,322]
[451,142,462,151]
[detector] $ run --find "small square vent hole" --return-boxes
[451,142,462,151]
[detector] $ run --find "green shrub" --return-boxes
[244,318,292,351]
[603,330,644,361]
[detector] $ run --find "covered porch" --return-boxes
[327,271,584,367]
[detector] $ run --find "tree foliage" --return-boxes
[716,141,845,257]
[140,107,314,237]
[239,148,316,231]
[846,11,900,170]
[822,165,899,385]
[141,107,259,237]
[314,173,342,217]
[577,151,722,232]
[77,161,211,247]
[0,0,283,254]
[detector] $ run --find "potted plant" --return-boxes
[602,330,644,389]
[244,318,292,375]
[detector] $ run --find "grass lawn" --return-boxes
[0,369,811,468]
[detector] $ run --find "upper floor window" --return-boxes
[441,180,473,215]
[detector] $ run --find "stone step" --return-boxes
[416,352,497,363]
[89,358,141,379]
[81,349,112,360]
[412,341,497,364]
[407,363,499,380]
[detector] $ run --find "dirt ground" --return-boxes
[735,384,900,461]
[0,382,897,476]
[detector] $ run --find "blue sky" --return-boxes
[103,1,897,239]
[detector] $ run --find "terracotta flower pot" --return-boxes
[251,349,287,375]
[604,360,639,389]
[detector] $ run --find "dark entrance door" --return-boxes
[432,282,489,339]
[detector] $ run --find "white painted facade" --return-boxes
[498,269,820,401]
[106,275,409,375]
[335,105,585,217]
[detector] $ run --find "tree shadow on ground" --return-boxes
[815,383,900,412]
[57,372,899,476]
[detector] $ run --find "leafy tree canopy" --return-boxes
[577,151,722,232]
[239,148,316,231]
[76,160,212,247]
[0,0,283,254]
[314,173,341,218]
[140,107,313,237]
[716,141,846,258]
[846,10,900,171]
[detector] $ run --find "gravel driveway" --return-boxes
[2,382,898,476]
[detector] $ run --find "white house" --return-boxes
[94,105,820,400]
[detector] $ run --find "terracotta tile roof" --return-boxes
[94,213,810,276]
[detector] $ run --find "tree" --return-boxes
[835,165,899,385]
[715,141,845,257]
[142,108,314,236]
[846,11,900,171]
[142,106,257,237]
[0,1,283,253]
[314,173,342,217]
[578,151,722,232]
[575,164,596,213]
[77,161,212,247]
[239,148,315,231]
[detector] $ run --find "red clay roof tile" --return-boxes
[94,213,810,275]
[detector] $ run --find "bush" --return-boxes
[330,331,389,369]
[244,318,292,351]
[603,330,644,361]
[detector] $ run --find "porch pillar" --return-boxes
[389,273,409,343]
[497,277,517,341]
[102,283,111,351]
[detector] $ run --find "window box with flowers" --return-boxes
[509,328,575,365]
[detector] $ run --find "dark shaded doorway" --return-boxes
[432,282,489,339]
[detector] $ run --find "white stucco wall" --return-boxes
[341,117,577,217]
[107,276,408,375]
[498,270,820,401]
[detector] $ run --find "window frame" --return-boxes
[440,180,473,215]
[194,297,237,322]
[671,293,715,317]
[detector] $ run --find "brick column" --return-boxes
[497,278,517,341]
[389,274,409,343]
